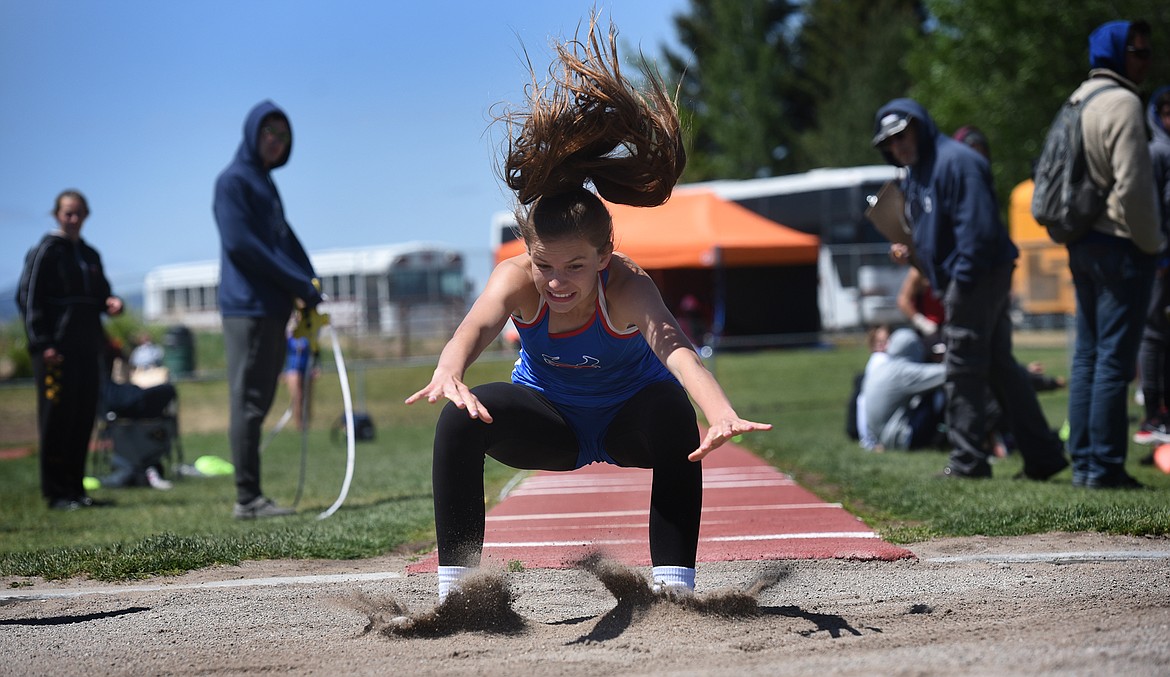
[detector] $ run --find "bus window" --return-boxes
[389,269,429,302]
[439,270,464,299]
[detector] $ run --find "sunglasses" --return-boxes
[1127,46,1152,60]
[263,126,291,143]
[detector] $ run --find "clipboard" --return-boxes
[865,180,913,246]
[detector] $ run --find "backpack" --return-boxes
[1031,84,1117,244]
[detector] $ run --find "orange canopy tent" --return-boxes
[494,190,823,342]
[494,189,820,268]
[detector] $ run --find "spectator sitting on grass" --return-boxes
[862,328,947,452]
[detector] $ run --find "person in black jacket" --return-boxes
[16,189,124,510]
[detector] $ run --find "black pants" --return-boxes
[33,350,101,504]
[943,264,1065,476]
[432,380,702,568]
[223,315,287,504]
[1139,267,1170,419]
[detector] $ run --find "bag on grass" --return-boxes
[1031,84,1117,244]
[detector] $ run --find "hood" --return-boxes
[236,100,292,171]
[886,327,925,362]
[873,98,939,168]
[1149,85,1170,144]
[1089,20,1133,80]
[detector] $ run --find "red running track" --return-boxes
[407,442,912,574]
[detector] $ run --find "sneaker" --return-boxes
[49,498,83,511]
[1132,419,1170,445]
[49,496,114,510]
[1080,474,1147,490]
[936,465,991,479]
[1014,456,1070,482]
[145,467,173,490]
[233,496,294,520]
[651,582,695,598]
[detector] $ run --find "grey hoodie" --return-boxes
[862,328,946,450]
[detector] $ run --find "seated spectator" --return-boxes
[1027,361,1066,391]
[848,325,890,443]
[862,328,947,452]
[128,330,165,370]
[896,266,945,358]
[101,338,177,489]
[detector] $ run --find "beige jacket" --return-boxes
[1073,70,1162,254]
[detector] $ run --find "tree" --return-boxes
[658,0,1170,198]
[907,1,1170,205]
[794,0,925,168]
[663,0,810,181]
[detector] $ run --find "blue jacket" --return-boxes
[874,99,1017,292]
[213,100,321,318]
[1149,85,1170,241]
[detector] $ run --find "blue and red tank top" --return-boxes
[510,268,677,409]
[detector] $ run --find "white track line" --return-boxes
[1,571,402,601]
[924,551,1170,564]
[704,532,880,542]
[484,532,884,549]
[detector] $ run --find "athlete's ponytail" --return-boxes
[499,13,686,252]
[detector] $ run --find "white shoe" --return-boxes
[146,467,173,490]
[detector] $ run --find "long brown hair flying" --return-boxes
[500,13,686,250]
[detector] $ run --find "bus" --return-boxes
[1008,178,1074,321]
[491,166,905,331]
[691,166,904,330]
[143,242,469,337]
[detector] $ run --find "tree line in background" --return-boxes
[657,0,1170,205]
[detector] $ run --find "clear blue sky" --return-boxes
[0,0,688,302]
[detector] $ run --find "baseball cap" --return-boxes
[873,112,910,147]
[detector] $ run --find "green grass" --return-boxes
[708,343,1170,542]
[1,336,1167,582]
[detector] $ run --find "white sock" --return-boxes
[651,565,695,592]
[437,565,471,602]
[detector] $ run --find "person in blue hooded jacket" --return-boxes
[872,99,1067,481]
[1135,86,1170,459]
[214,100,323,519]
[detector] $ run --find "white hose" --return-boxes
[258,406,293,454]
[318,323,356,520]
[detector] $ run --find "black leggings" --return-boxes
[432,380,702,567]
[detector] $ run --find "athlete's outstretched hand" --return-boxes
[405,371,493,423]
[689,418,773,462]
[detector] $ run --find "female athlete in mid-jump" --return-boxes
[406,14,772,601]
